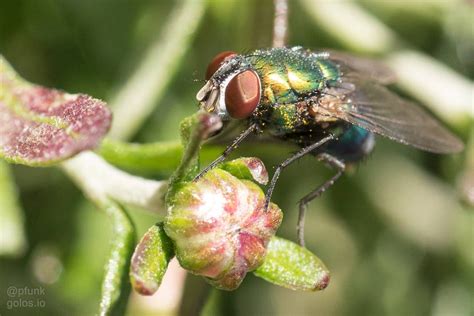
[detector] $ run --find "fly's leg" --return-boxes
[297,153,345,247]
[194,123,258,181]
[264,134,336,211]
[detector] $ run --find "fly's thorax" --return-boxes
[256,99,336,137]
[238,48,344,139]
[244,47,341,107]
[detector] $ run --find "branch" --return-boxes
[62,151,167,214]
[272,0,289,47]
[178,275,211,316]
[62,153,164,314]
[97,138,222,175]
[98,138,183,174]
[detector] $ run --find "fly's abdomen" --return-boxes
[326,125,375,162]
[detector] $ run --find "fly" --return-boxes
[195,47,464,246]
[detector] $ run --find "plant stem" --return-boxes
[62,155,143,315]
[62,151,167,214]
[272,0,289,47]
[178,274,212,316]
[98,138,183,174]
[98,138,222,175]
[166,112,222,204]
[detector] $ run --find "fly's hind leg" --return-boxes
[297,153,345,247]
[264,134,336,210]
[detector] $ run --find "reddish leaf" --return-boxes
[0,56,112,166]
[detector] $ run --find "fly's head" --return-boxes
[196,51,262,121]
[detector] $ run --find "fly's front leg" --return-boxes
[194,123,258,181]
[297,153,345,247]
[264,134,336,211]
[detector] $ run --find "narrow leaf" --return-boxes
[254,236,330,291]
[99,201,135,315]
[219,157,269,185]
[0,56,112,166]
[130,223,174,295]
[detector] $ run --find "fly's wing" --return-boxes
[322,50,397,85]
[318,79,464,153]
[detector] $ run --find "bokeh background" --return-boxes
[0,0,472,315]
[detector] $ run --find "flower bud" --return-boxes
[164,158,282,290]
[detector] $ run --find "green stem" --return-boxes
[166,113,222,203]
[97,138,221,175]
[98,138,183,174]
[178,274,212,316]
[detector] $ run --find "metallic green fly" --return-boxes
[195,47,464,246]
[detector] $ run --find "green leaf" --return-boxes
[219,157,269,185]
[130,223,175,296]
[0,56,112,166]
[254,236,330,291]
[99,201,135,315]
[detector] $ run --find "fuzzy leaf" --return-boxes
[254,236,330,291]
[219,157,269,185]
[0,56,112,166]
[130,223,174,295]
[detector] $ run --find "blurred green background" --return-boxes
[0,0,472,315]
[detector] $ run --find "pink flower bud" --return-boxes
[164,159,282,290]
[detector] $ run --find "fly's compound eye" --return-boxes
[225,70,261,119]
[206,51,237,80]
